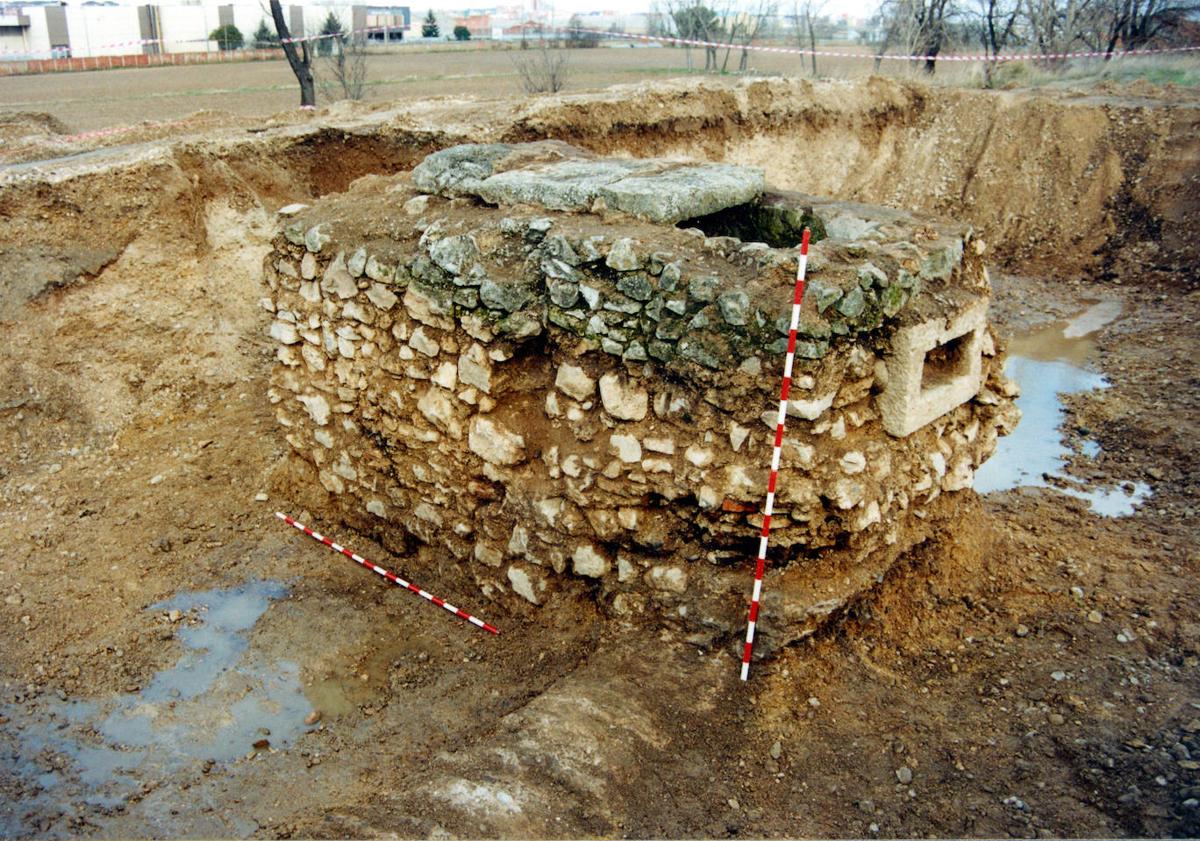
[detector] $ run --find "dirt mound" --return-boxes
[3,77,1197,300]
[0,112,70,143]
[509,77,1200,284]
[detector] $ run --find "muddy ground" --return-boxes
[0,77,1198,838]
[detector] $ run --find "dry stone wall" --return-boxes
[264,143,1019,652]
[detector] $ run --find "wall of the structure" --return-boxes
[264,159,1019,651]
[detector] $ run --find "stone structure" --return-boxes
[264,142,1019,652]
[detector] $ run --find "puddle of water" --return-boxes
[0,580,313,836]
[975,302,1151,517]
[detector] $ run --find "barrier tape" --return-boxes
[563,25,1200,63]
[276,512,501,635]
[740,228,810,682]
[5,19,1194,62]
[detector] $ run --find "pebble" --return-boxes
[1015,624,1030,637]
[1087,610,1103,624]
[305,710,322,726]
[769,740,782,760]
[254,492,269,502]
[1051,670,1067,682]
[727,798,740,811]
[167,609,182,623]
[149,474,164,485]
[896,766,913,784]
[1048,713,1065,726]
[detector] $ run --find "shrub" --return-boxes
[209,24,244,50]
[318,12,345,57]
[454,25,471,41]
[422,10,439,38]
[253,19,279,49]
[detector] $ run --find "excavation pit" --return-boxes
[265,142,1018,654]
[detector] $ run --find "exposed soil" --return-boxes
[0,77,1197,838]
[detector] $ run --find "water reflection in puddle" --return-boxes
[975,301,1151,516]
[0,580,312,835]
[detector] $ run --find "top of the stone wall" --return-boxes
[411,141,766,225]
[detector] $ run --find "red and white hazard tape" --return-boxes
[740,228,810,682]
[564,25,1200,63]
[276,512,500,635]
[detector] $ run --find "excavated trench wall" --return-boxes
[264,141,1019,651]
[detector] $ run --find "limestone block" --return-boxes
[840,451,867,474]
[296,394,331,426]
[458,344,493,393]
[475,542,504,568]
[788,392,835,421]
[418,388,462,438]
[367,283,399,310]
[469,416,526,466]
[270,321,300,344]
[432,362,458,390]
[507,564,545,604]
[572,544,610,578]
[409,327,440,358]
[646,566,688,593]
[555,364,595,401]
[878,299,988,437]
[321,253,357,299]
[609,433,642,463]
[598,374,647,421]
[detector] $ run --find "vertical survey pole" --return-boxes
[740,228,810,682]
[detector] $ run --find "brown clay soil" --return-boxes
[0,76,1198,838]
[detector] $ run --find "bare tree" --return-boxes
[1022,0,1092,62]
[1089,0,1199,55]
[513,39,569,92]
[664,0,723,70]
[877,0,958,72]
[969,0,1020,84]
[730,0,778,71]
[792,0,828,74]
[321,29,369,101]
[269,0,315,106]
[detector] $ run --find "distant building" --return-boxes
[0,2,411,59]
[452,11,489,36]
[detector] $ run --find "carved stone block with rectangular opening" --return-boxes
[878,299,988,437]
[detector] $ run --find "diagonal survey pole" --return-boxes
[740,228,811,682]
[276,512,500,634]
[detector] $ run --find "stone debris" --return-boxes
[265,142,1018,651]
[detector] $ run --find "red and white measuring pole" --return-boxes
[276,512,500,635]
[740,228,811,682]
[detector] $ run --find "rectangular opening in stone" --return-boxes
[921,331,973,391]
[675,194,826,249]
